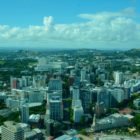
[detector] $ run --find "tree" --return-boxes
[80,116,86,127]
[132,114,140,131]
[68,108,73,123]
[7,112,20,122]
[79,129,87,135]
[0,116,6,125]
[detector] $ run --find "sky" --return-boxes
[0,0,140,50]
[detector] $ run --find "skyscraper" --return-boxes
[49,95,63,120]
[80,68,86,82]
[21,104,29,124]
[46,90,63,121]
[48,78,62,91]
[114,71,123,85]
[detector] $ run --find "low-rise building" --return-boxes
[133,99,140,109]
[92,113,134,132]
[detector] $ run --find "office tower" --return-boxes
[48,78,62,91]
[95,102,105,118]
[1,121,24,140]
[114,71,123,85]
[124,86,131,100]
[71,86,82,108]
[47,91,63,121]
[72,86,79,100]
[27,90,44,103]
[70,86,84,123]
[80,89,92,113]
[21,104,29,123]
[97,88,110,109]
[73,106,84,123]
[49,95,63,120]
[110,88,125,104]
[80,68,86,81]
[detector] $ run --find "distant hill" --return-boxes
[125,49,140,57]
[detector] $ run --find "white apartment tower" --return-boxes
[80,68,86,81]
[1,121,24,140]
[114,71,123,85]
[71,86,84,123]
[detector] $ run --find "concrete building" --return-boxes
[124,86,131,100]
[95,102,105,118]
[54,134,79,140]
[47,92,63,121]
[110,88,125,107]
[71,86,82,108]
[24,128,44,140]
[92,113,133,132]
[124,79,140,93]
[133,99,140,109]
[94,135,140,140]
[21,104,29,124]
[29,114,40,123]
[1,121,24,140]
[35,57,68,74]
[70,86,84,123]
[72,86,79,100]
[10,76,32,90]
[33,75,47,88]
[10,77,21,89]
[49,98,63,120]
[6,98,26,110]
[27,90,44,103]
[73,106,84,123]
[80,68,86,81]
[48,78,62,92]
[97,88,110,109]
[80,88,92,113]
[114,71,123,85]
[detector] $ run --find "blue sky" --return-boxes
[0,0,140,49]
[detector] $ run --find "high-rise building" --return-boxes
[72,86,79,100]
[10,77,20,89]
[80,89,92,113]
[123,86,131,100]
[71,86,82,108]
[110,88,125,105]
[48,78,62,91]
[73,106,84,123]
[1,121,24,140]
[33,75,47,88]
[47,91,63,121]
[80,68,86,81]
[21,104,29,123]
[49,96,63,120]
[97,88,110,109]
[70,86,84,123]
[114,71,123,85]
[95,102,105,118]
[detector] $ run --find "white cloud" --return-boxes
[0,8,140,49]
[43,16,54,27]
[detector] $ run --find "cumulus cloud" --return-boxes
[78,7,136,21]
[0,8,140,49]
[43,16,54,27]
